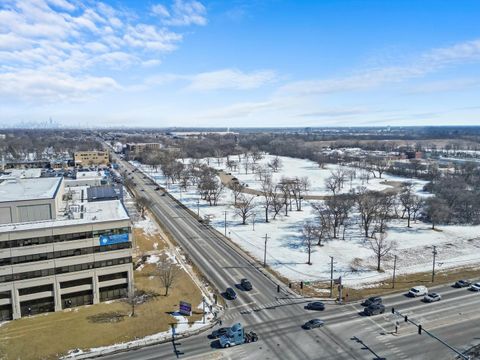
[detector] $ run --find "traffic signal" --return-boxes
[418,325,422,334]
[404,315,408,322]
[277,284,280,293]
[213,294,217,304]
[289,283,292,289]
[300,281,304,289]
[391,307,395,314]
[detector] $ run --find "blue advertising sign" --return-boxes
[179,301,192,316]
[99,233,129,246]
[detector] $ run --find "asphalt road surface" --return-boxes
[102,152,480,360]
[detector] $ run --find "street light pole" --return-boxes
[392,255,397,289]
[263,234,270,267]
[224,211,227,237]
[252,213,256,231]
[432,246,437,283]
[197,199,200,217]
[329,256,334,298]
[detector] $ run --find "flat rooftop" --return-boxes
[0,168,42,179]
[0,177,62,203]
[0,185,129,233]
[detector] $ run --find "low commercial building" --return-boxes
[0,176,133,320]
[74,151,110,167]
[125,143,162,155]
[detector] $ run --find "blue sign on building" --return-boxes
[99,233,129,246]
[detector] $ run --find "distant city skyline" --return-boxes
[1,0,480,128]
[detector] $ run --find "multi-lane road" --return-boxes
[103,152,479,360]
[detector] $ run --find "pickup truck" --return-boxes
[218,323,258,348]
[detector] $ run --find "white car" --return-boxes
[424,292,441,302]
[469,282,480,291]
[408,286,428,297]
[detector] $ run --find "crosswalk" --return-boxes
[222,297,301,322]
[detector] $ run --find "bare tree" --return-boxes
[399,182,415,227]
[369,232,395,271]
[311,202,333,245]
[260,175,275,222]
[271,187,285,220]
[157,256,180,296]
[136,197,152,218]
[230,181,244,206]
[355,188,382,238]
[234,194,257,225]
[269,156,282,172]
[425,197,450,229]
[302,222,316,265]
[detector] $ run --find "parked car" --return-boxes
[305,302,325,311]
[454,280,472,288]
[364,304,385,316]
[225,287,237,300]
[240,278,252,291]
[408,286,428,297]
[469,282,480,292]
[424,292,442,302]
[302,319,325,329]
[361,296,382,307]
[210,327,230,339]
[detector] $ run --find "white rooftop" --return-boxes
[0,185,129,233]
[0,177,62,203]
[76,171,103,179]
[0,168,42,179]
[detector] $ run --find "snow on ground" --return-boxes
[179,155,429,197]
[63,311,214,359]
[133,217,160,236]
[131,156,479,288]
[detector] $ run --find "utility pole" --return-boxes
[338,276,343,304]
[252,213,256,231]
[432,246,437,283]
[224,211,227,237]
[263,234,270,267]
[202,297,206,324]
[329,256,334,298]
[392,255,397,289]
[197,199,200,217]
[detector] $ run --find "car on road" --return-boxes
[361,296,382,307]
[408,286,428,297]
[302,319,325,329]
[469,282,480,291]
[305,302,325,311]
[424,292,442,302]
[154,186,160,191]
[454,280,472,288]
[240,278,252,291]
[210,327,230,339]
[363,303,385,316]
[225,287,237,300]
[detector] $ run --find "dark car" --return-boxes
[454,280,471,288]
[305,302,325,311]
[240,278,253,291]
[154,186,160,191]
[364,303,385,316]
[225,287,237,300]
[210,327,229,339]
[361,296,382,307]
[302,319,325,329]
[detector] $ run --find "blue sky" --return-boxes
[1,0,480,128]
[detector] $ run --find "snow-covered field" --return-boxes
[132,155,480,288]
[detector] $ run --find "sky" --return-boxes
[1,0,480,128]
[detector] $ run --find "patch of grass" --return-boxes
[0,228,204,360]
[343,266,480,302]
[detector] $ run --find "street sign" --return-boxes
[179,301,192,316]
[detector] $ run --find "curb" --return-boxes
[67,315,222,359]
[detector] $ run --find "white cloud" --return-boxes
[0,0,191,102]
[187,69,277,91]
[152,0,207,26]
[151,4,170,18]
[279,38,480,96]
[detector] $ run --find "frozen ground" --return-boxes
[131,156,480,288]
[181,154,429,197]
